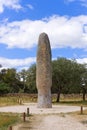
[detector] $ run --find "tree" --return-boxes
[67,60,85,94]
[18,69,27,92]
[52,58,72,102]
[0,82,10,95]
[1,68,22,93]
[52,57,86,102]
[26,64,37,93]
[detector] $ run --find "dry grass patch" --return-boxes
[0,97,19,106]
[0,113,21,130]
[68,108,87,127]
[0,95,37,107]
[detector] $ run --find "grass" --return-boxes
[0,95,33,129]
[0,95,37,106]
[68,109,87,126]
[52,94,87,106]
[0,94,87,106]
[56,100,87,106]
[0,95,36,129]
[0,97,19,106]
[0,113,21,130]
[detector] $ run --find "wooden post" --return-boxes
[23,112,26,122]
[27,108,29,116]
[19,99,22,105]
[9,126,12,130]
[81,106,83,114]
[18,99,20,104]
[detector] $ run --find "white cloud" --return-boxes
[0,57,36,69]
[0,15,87,49]
[76,58,87,64]
[65,0,87,7]
[27,4,34,10]
[0,56,87,71]
[0,0,22,13]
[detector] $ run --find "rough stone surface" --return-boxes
[36,32,52,108]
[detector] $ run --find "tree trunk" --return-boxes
[83,87,86,101]
[56,86,61,102]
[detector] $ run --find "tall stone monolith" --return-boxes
[36,32,52,108]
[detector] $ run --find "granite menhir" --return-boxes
[36,32,52,108]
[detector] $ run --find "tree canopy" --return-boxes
[52,58,87,102]
[0,58,87,101]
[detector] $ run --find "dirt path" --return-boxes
[0,103,87,130]
[13,114,87,130]
[0,103,84,114]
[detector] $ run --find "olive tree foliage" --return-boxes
[25,64,37,93]
[17,64,37,93]
[52,57,86,102]
[22,58,86,99]
[0,68,23,93]
[0,68,9,94]
[0,58,86,97]
[18,69,27,92]
[0,64,37,94]
[0,82,10,95]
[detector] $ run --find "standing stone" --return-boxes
[36,32,52,108]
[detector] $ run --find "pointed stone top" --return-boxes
[39,32,48,38]
[38,32,50,45]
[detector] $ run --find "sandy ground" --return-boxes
[13,114,87,130]
[0,103,87,130]
[0,103,85,114]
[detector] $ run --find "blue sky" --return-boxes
[0,0,87,71]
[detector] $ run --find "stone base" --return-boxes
[37,92,52,108]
